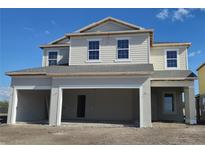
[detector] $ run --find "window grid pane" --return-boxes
[117,40,129,59]
[166,51,177,68]
[167,59,177,67]
[49,52,57,59]
[118,50,129,59]
[49,60,57,66]
[89,41,99,50]
[167,51,177,58]
[89,50,99,60]
[118,40,129,48]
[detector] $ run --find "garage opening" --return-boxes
[16,90,50,124]
[61,89,139,125]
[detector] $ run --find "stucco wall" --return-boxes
[16,90,50,122]
[150,46,188,70]
[151,87,184,122]
[62,89,139,122]
[70,33,149,65]
[11,77,51,87]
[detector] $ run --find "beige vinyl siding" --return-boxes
[70,33,149,65]
[150,46,188,70]
[85,21,134,32]
[42,47,69,66]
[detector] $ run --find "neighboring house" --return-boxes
[196,63,205,120]
[6,17,197,127]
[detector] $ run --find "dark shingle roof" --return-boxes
[6,64,154,76]
[6,65,197,80]
[151,70,197,79]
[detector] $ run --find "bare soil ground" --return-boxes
[0,122,205,145]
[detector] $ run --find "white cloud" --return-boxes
[156,9,169,20]
[189,50,202,57]
[23,27,34,31]
[156,8,205,22]
[172,9,193,22]
[51,19,57,25]
[0,87,10,100]
[44,30,50,35]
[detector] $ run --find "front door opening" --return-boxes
[77,95,86,118]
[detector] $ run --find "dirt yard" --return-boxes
[0,122,205,145]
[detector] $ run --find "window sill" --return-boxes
[85,60,102,63]
[165,67,180,70]
[114,59,132,63]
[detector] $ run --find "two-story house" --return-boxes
[6,17,197,127]
[196,63,205,121]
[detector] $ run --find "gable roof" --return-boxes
[48,36,68,45]
[76,17,144,33]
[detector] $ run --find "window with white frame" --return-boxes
[88,41,99,60]
[117,39,129,59]
[163,93,175,113]
[166,50,178,68]
[48,51,58,66]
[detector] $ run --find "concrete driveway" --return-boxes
[0,122,205,144]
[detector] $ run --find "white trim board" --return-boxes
[59,84,141,89]
[14,86,51,90]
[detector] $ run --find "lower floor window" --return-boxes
[118,49,129,59]
[89,50,99,60]
[163,93,175,113]
[167,59,177,67]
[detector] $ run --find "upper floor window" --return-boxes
[48,51,58,66]
[166,50,178,69]
[88,41,99,60]
[117,39,129,59]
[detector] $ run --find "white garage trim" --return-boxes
[7,86,51,125]
[14,86,51,90]
[59,84,141,89]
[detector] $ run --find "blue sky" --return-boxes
[0,8,205,100]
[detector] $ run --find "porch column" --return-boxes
[139,79,152,127]
[7,87,17,124]
[184,86,197,124]
[49,87,62,126]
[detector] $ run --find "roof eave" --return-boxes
[66,29,154,37]
[151,77,197,81]
[152,42,192,47]
[39,43,70,49]
[6,71,153,77]
[6,73,46,77]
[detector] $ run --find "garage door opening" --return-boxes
[61,89,139,125]
[16,90,50,124]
